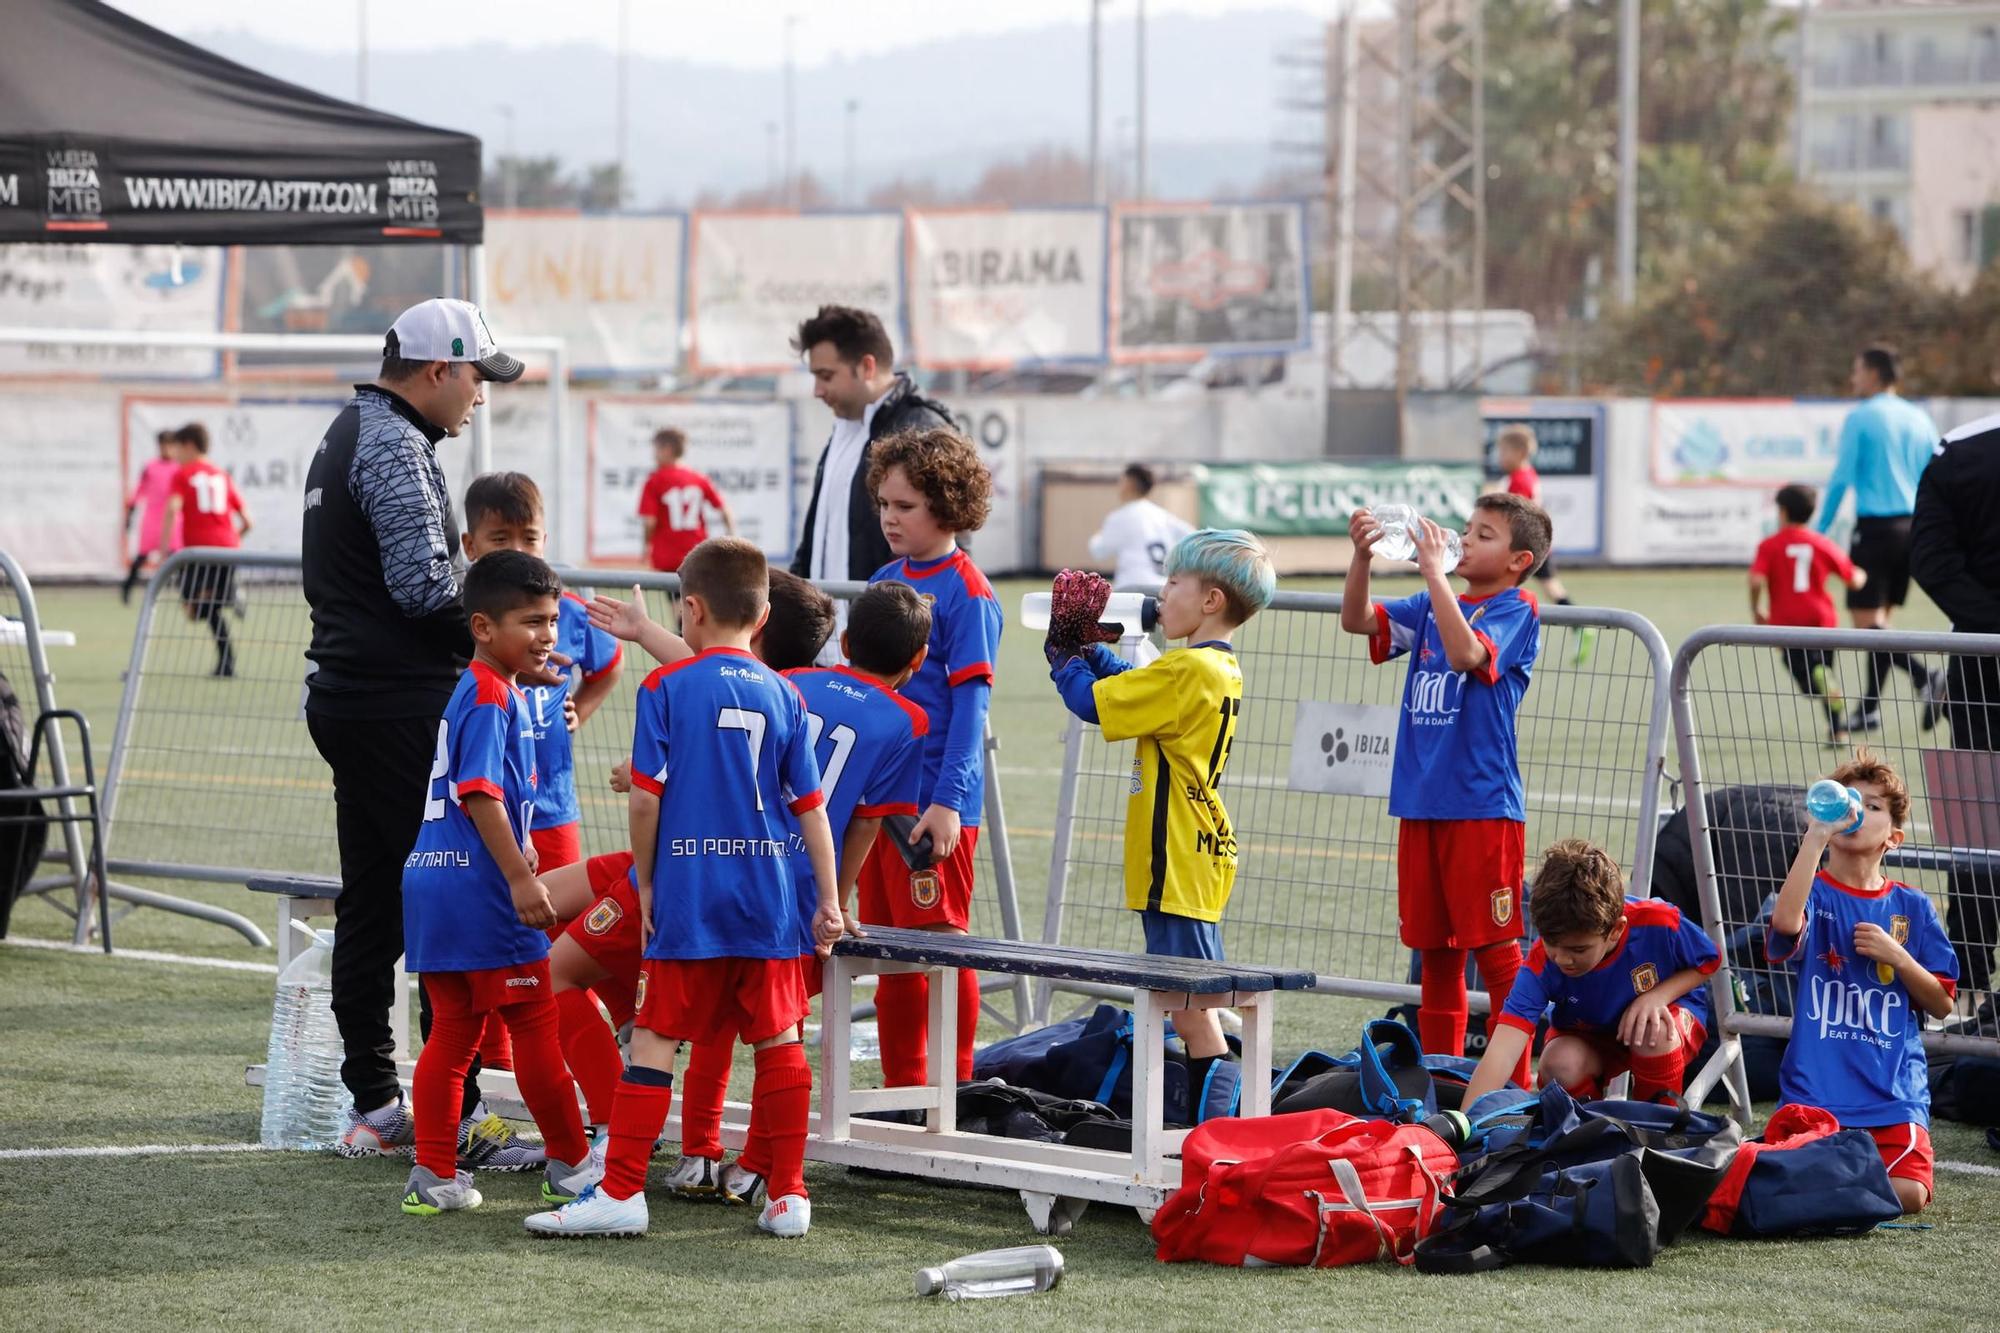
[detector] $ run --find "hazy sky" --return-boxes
[109,0,1326,68]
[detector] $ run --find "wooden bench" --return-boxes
[246,874,410,1060]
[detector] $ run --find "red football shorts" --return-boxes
[1551,1006,1707,1081]
[858,825,979,931]
[1865,1121,1934,1197]
[562,851,643,985]
[423,958,554,1017]
[635,956,809,1047]
[531,821,582,872]
[1396,817,1526,950]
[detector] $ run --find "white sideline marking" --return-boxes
[0,1142,269,1161]
[1937,1158,2000,1179]
[2,937,278,974]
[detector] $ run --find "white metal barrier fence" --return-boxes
[1673,625,2000,1112]
[1040,590,1674,1018]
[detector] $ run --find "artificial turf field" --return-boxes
[2,570,1995,1331]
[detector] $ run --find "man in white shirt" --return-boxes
[1089,464,1194,588]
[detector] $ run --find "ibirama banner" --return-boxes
[586,397,795,563]
[906,209,1107,367]
[0,244,224,378]
[487,213,685,375]
[1112,202,1309,361]
[690,213,903,373]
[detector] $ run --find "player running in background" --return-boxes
[457,472,623,1071]
[397,550,596,1217]
[525,538,842,1241]
[1461,839,1719,1106]
[1045,530,1276,1115]
[861,428,1002,1089]
[638,427,734,574]
[160,422,250,677]
[1750,482,1868,745]
[1769,752,1957,1214]
[122,428,182,605]
[1342,493,1551,1085]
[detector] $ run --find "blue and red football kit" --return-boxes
[516,592,621,870]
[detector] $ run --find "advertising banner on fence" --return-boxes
[487,213,684,375]
[0,395,121,576]
[1482,400,1604,557]
[0,244,224,378]
[946,397,1030,574]
[124,396,344,559]
[1195,460,1483,537]
[1288,700,1398,799]
[235,242,451,370]
[691,213,902,373]
[1650,399,1852,487]
[1112,202,1309,361]
[907,209,1106,368]
[586,398,794,563]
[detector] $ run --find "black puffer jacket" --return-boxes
[790,374,952,582]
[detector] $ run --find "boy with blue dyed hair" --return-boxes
[1045,528,1276,1103]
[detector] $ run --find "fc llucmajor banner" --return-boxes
[1649,399,1855,487]
[487,213,685,376]
[1196,460,1483,537]
[906,209,1107,367]
[587,397,794,564]
[1111,201,1309,361]
[691,213,903,373]
[0,243,224,378]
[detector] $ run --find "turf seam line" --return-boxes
[2,937,279,974]
[1935,1158,2000,1178]
[0,1142,271,1160]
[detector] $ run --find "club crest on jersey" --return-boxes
[1489,888,1513,926]
[1890,914,1909,944]
[911,870,942,910]
[1469,604,1488,624]
[1631,962,1658,995]
[584,897,622,936]
[918,592,937,608]
[634,968,648,1012]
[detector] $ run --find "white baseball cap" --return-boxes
[384,298,524,383]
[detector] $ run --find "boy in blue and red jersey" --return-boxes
[1461,839,1720,1105]
[858,428,1003,1087]
[526,538,843,1241]
[398,549,596,1217]
[458,473,625,1072]
[1770,752,1957,1215]
[1342,492,1553,1084]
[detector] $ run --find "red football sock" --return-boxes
[875,971,929,1087]
[750,1042,813,1200]
[1474,941,1529,1089]
[956,968,981,1082]
[475,1011,514,1071]
[500,994,590,1168]
[1417,947,1469,1060]
[679,1040,733,1160]
[1630,1044,1688,1104]
[413,1000,482,1178]
[554,987,624,1127]
[602,1072,673,1200]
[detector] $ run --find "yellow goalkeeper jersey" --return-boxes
[1091,642,1243,922]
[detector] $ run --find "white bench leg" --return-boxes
[822,956,855,1142]
[928,965,957,1134]
[1238,993,1274,1118]
[1131,988,1169,1182]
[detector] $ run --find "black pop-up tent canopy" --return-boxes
[0,0,482,246]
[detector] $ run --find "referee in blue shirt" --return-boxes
[1816,345,1946,730]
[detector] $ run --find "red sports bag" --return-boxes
[1152,1109,1457,1267]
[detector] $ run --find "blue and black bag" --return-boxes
[970,1003,1241,1125]
[1271,1019,1478,1121]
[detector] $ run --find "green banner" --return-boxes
[1195,461,1484,537]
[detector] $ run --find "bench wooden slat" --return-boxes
[832,926,1313,994]
[877,930,1314,988]
[246,874,341,899]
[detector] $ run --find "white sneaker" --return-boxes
[401,1165,482,1216]
[720,1160,766,1208]
[339,1096,414,1159]
[664,1154,723,1198]
[523,1184,649,1238]
[757,1193,811,1238]
[542,1152,605,1206]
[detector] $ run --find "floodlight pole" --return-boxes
[1135,0,1148,200]
[616,0,631,211]
[356,0,368,104]
[1089,0,1106,204]
[784,15,800,209]
[1615,0,1638,304]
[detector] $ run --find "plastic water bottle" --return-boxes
[259,922,350,1150]
[915,1245,1065,1301]
[1019,591,1158,637]
[1805,779,1865,834]
[1369,504,1463,571]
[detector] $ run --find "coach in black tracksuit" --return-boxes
[303,299,524,1142]
[1911,411,2000,998]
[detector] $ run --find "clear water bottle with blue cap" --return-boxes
[1805,779,1864,834]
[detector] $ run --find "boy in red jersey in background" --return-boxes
[397,550,596,1216]
[160,422,251,677]
[1750,482,1869,745]
[638,427,734,573]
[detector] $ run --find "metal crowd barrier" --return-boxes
[1673,625,2000,1113]
[1039,588,1674,1021]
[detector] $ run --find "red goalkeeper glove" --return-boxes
[1045,568,1119,665]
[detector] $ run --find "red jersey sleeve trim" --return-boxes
[788,789,826,816]
[1470,629,1501,686]
[947,661,994,687]
[1626,899,1685,930]
[853,801,918,819]
[1695,955,1721,976]
[1496,1013,1538,1036]
[467,662,516,707]
[629,770,664,796]
[1937,975,1959,1001]
[583,643,624,681]
[454,778,506,803]
[1367,602,1394,665]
